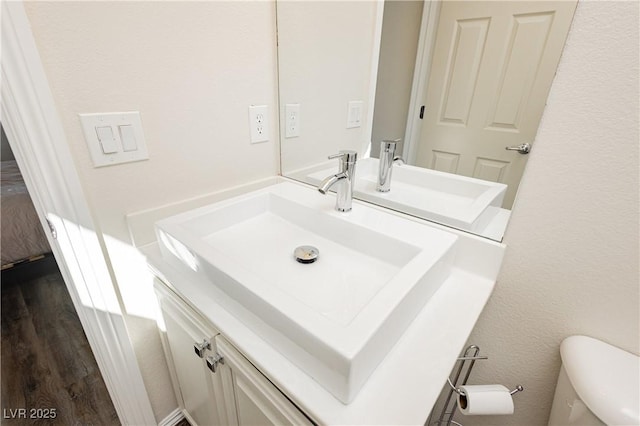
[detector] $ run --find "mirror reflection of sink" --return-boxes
[307,157,507,232]
[155,181,458,403]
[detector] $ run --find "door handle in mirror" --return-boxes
[505,143,531,154]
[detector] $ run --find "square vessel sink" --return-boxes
[308,157,507,232]
[156,182,458,403]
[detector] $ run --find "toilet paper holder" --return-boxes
[447,378,524,397]
[430,345,524,426]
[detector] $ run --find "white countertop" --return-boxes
[142,186,505,425]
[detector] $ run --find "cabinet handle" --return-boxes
[206,353,224,373]
[194,339,211,358]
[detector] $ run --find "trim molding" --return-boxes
[1,2,156,424]
[158,408,184,426]
[403,0,441,164]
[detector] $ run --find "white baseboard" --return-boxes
[158,408,184,426]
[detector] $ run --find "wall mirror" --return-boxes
[278,0,577,241]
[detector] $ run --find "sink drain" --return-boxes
[294,245,319,264]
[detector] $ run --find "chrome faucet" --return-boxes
[318,150,358,212]
[377,139,405,192]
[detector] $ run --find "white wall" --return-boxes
[24,2,279,421]
[371,0,423,158]
[460,1,639,425]
[278,1,379,174]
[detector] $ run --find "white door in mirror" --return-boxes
[416,1,576,209]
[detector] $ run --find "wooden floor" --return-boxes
[1,255,120,425]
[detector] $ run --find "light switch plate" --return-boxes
[248,105,269,144]
[79,111,149,168]
[346,101,363,129]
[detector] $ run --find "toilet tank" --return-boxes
[548,336,639,426]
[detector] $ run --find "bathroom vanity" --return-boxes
[154,281,312,426]
[144,180,505,425]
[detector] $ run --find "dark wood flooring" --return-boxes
[1,255,120,425]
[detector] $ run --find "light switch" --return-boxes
[79,111,149,168]
[95,126,118,154]
[119,125,137,152]
[346,101,363,129]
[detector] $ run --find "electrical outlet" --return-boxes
[249,105,269,144]
[285,104,300,138]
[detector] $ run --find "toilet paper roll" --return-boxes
[457,384,514,416]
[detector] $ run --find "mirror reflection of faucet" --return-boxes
[377,140,405,192]
[317,150,357,212]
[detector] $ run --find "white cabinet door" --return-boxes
[156,283,228,426]
[216,336,314,426]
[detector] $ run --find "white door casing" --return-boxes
[414,1,577,208]
[1,2,156,424]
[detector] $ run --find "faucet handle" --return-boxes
[381,139,401,154]
[328,150,358,163]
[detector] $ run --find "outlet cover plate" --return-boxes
[285,103,300,138]
[249,105,269,144]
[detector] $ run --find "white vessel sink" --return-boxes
[155,181,458,403]
[307,157,507,232]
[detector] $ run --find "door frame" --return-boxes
[402,0,441,164]
[1,2,156,424]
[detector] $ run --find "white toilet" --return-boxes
[548,335,639,426]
